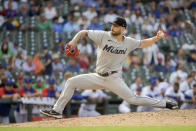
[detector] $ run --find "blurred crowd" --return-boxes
[0,0,196,124]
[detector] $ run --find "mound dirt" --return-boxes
[2,109,196,127]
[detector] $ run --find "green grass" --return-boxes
[1,126,196,131]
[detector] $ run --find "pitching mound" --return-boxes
[4,109,196,127]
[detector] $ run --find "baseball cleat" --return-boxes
[166,100,179,109]
[40,109,62,119]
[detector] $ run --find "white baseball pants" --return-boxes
[53,73,166,114]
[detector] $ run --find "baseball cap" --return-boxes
[150,79,156,86]
[24,78,32,83]
[48,78,55,84]
[14,41,19,46]
[42,45,48,49]
[17,75,24,80]
[110,17,127,28]
[6,80,13,86]
[36,77,43,83]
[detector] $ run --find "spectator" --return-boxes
[169,64,188,85]
[52,17,63,33]
[16,75,24,89]
[42,78,59,98]
[18,78,40,97]
[15,78,40,123]
[168,23,182,37]
[44,1,58,20]
[130,9,143,25]
[175,49,186,65]
[137,79,159,112]
[142,18,154,33]
[187,50,196,63]
[4,0,18,10]
[0,15,5,27]
[57,72,72,92]
[40,46,53,76]
[78,89,106,117]
[52,0,63,8]
[157,77,170,94]
[130,29,141,40]
[0,75,8,88]
[97,4,106,19]
[164,54,176,73]
[77,15,90,30]
[0,41,13,63]
[88,17,103,30]
[143,35,159,66]
[123,10,131,25]
[35,14,52,33]
[118,100,130,113]
[78,39,93,55]
[1,2,17,17]
[104,8,117,23]
[64,58,80,74]
[63,16,80,33]
[12,41,26,56]
[180,75,194,93]
[22,56,36,73]
[190,70,196,85]
[1,16,15,31]
[14,50,26,71]
[130,77,143,93]
[165,82,184,105]
[153,17,167,32]
[78,53,89,70]
[83,5,98,21]
[18,2,29,18]
[0,80,20,123]
[154,55,167,73]
[52,37,65,53]
[28,4,39,17]
[32,77,46,93]
[1,34,14,52]
[52,54,63,72]
[181,84,196,109]
[123,52,141,71]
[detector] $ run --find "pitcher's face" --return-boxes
[111,24,122,36]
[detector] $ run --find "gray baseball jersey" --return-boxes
[88,30,141,73]
[53,30,167,114]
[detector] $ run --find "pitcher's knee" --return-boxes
[65,78,77,89]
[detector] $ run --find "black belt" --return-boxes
[97,71,117,77]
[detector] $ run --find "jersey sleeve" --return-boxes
[18,88,25,96]
[127,37,141,51]
[12,88,16,94]
[0,88,5,98]
[42,88,48,97]
[87,30,105,46]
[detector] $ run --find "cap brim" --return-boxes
[109,22,126,28]
[109,22,119,26]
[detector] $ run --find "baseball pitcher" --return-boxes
[40,17,178,118]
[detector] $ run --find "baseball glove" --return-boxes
[65,44,79,58]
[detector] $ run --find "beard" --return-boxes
[111,30,121,36]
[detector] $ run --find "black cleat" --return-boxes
[40,109,62,119]
[166,100,179,109]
